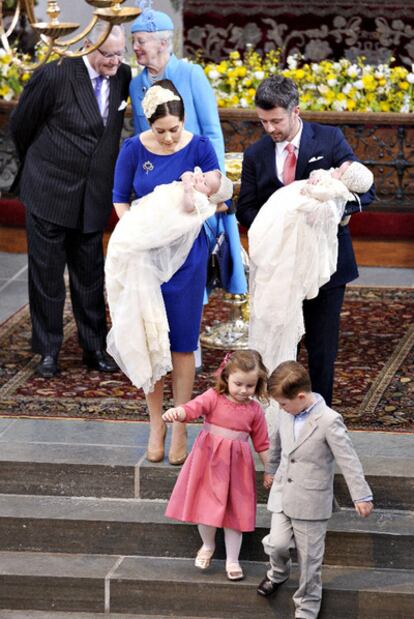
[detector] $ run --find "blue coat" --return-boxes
[130,55,247,294]
[237,122,375,288]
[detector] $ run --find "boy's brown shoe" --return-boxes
[257,575,288,596]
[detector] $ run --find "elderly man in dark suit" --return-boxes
[237,76,375,406]
[10,23,131,377]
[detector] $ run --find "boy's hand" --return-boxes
[355,501,373,517]
[162,407,186,422]
[263,473,274,489]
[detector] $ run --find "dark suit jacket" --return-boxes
[237,122,375,288]
[10,57,131,233]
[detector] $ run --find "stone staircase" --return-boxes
[0,418,413,619]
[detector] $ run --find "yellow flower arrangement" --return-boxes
[0,44,59,101]
[0,49,31,101]
[204,50,414,113]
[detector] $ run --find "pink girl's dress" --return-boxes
[165,388,269,532]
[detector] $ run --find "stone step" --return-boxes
[140,456,414,511]
[0,612,224,619]
[0,495,412,570]
[0,427,413,510]
[0,552,412,619]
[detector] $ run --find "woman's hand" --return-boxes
[113,202,130,219]
[215,202,229,213]
[162,407,186,422]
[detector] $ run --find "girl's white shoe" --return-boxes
[226,562,244,581]
[194,546,215,570]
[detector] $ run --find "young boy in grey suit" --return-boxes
[258,360,373,619]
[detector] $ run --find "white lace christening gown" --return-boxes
[248,170,354,375]
[105,182,216,394]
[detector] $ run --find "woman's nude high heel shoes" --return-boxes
[168,428,188,465]
[146,425,167,463]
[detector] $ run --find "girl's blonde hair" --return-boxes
[268,360,312,399]
[214,349,269,403]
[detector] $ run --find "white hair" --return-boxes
[88,22,125,45]
[153,30,173,54]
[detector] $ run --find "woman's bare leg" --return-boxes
[145,377,166,462]
[169,351,195,464]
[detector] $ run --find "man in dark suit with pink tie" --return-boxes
[237,76,375,405]
[10,23,131,377]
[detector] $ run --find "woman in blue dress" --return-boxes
[112,80,225,466]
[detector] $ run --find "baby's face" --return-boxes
[331,161,352,180]
[193,170,221,196]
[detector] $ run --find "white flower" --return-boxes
[317,84,329,94]
[354,80,364,90]
[208,69,220,80]
[347,64,360,78]
[333,99,347,111]
[407,73,414,84]
[254,70,265,80]
[327,78,337,87]
[342,83,352,95]
[287,55,298,69]
[240,98,249,108]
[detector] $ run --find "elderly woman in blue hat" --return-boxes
[129,3,247,297]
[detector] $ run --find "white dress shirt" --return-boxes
[275,119,303,183]
[83,56,110,124]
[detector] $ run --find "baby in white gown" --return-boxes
[248,161,374,375]
[105,169,233,394]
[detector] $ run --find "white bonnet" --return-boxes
[341,161,374,193]
[209,172,234,204]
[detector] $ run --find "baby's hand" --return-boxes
[162,407,186,422]
[263,473,274,489]
[306,175,320,186]
[355,501,373,518]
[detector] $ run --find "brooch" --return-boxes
[143,161,154,174]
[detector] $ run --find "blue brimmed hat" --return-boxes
[131,9,174,33]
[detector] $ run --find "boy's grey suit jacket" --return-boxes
[267,399,372,520]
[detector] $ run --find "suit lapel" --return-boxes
[289,401,324,453]
[263,135,282,187]
[296,121,315,180]
[71,58,104,137]
[105,72,121,130]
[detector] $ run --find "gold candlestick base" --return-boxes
[201,294,249,350]
[95,7,140,24]
[33,22,80,37]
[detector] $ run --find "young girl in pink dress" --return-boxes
[162,350,270,581]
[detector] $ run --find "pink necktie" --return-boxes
[283,143,297,185]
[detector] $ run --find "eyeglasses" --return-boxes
[97,48,125,60]
[131,36,155,47]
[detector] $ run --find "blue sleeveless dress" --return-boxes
[112,134,218,352]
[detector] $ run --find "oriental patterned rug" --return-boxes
[0,287,413,431]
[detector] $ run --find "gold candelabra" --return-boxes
[0,0,140,70]
[200,152,250,351]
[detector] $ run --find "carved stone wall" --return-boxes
[184,0,414,65]
[1,103,413,212]
[219,109,414,212]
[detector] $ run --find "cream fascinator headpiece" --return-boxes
[142,85,180,119]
